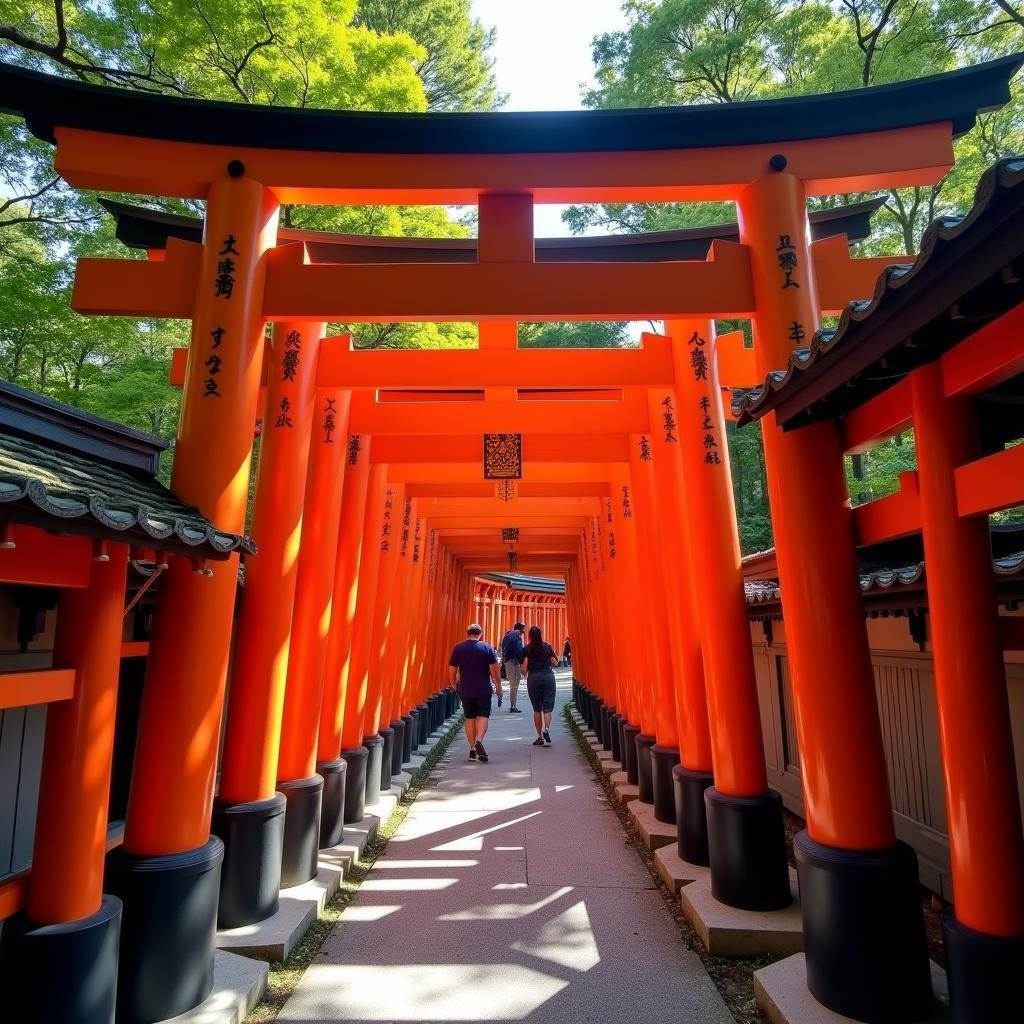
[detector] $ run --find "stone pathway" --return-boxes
[278,671,732,1023]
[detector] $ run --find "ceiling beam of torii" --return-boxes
[388,464,616,483]
[74,234,900,323]
[418,497,600,518]
[371,434,632,464]
[349,389,651,436]
[406,483,611,498]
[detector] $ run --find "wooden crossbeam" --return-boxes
[0,669,76,710]
[263,241,753,321]
[53,123,954,202]
[371,434,631,463]
[350,390,650,434]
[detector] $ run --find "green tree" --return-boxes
[354,0,503,111]
[0,0,500,468]
[519,322,634,348]
[574,0,1024,551]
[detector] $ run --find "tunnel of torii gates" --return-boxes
[0,53,1023,1024]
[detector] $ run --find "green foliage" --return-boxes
[844,431,918,505]
[574,0,1024,552]
[518,322,634,348]
[0,0,499,460]
[573,0,1024,254]
[354,0,503,111]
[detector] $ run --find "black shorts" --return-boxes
[527,675,556,713]
[462,695,492,719]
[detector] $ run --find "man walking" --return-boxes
[449,623,502,762]
[500,621,527,713]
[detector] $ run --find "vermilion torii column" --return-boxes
[738,167,931,1021]
[910,362,1024,1020]
[112,168,279,1023]
[608,493,644,764]
[367,483,404,793]
[627,433,683,802]
[215,318,322,928]
[644,392,714,828]
[382,495,417,777]
[0,545,129,1024]
[607,462,651,782]
[393,514,429,763]
[277,384,352,880]
[667,318,790,911]
[318,432,373,832]
[341,464,389,808]
[385,495,419,770]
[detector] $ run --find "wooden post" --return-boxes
[911,361,1024,1019]
[216,319,323,918]
[113,170,279,1023]
[738,169,931,1020]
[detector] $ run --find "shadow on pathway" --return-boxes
[277,671,732,1023]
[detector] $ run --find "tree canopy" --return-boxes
[571,0,1024,552]
[0,0,500,470]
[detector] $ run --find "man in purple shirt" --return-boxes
[449,623,502,762]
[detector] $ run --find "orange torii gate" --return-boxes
[0,54,1021,1024]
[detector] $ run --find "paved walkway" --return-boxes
[278,672,732,1023]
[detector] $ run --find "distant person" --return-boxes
[500,621,527,713]
[521,625,559,746]
[562,636,572,668]
[448,623,501,762]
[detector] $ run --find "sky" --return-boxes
[470,0,630,237]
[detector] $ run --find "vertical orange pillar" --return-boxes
[628,435,682,806]
[382,495,417,776]
[320,434,373,829]
[606,465,647,778]
[666,318,790,905]
[1,547,129,1024]
[368,483,403,793]
[216,318,322,922]
[645,391,714,826]
[113,169,279,1023]
[601,498,633,731]
[341,464,388,807]
[738,168,931,1019]
[277,381,352,876]
[910,361,1024,1017]
[393,511,429,751]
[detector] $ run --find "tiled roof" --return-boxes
[735,155,1024,427]
[479,572,566,595]
[3,56,1020,155]
[0,431,254,558]
[744,549,1024,606]
[100,197,885,265]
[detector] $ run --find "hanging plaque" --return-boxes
[483,433,523,479]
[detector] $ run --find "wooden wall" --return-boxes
[0,593,54,880]
[753,613,1024,898]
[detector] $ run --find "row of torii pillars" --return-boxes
[4,165,1019,1024]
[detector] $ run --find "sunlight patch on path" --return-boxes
[511,900,601,972]
[284,964,568,1020]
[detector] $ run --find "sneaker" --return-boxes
[510,706,522,714]
[497,693,503,707]
[474,740,489,763]
[532,737,545,746]
[543,729,552,745]
[468,747,477,760]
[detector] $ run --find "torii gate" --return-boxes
[0,54,1020,1024]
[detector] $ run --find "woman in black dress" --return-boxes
[520,625,560,746]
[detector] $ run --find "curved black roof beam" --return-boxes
[98,197,885,265]
[1,56,1021,154]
